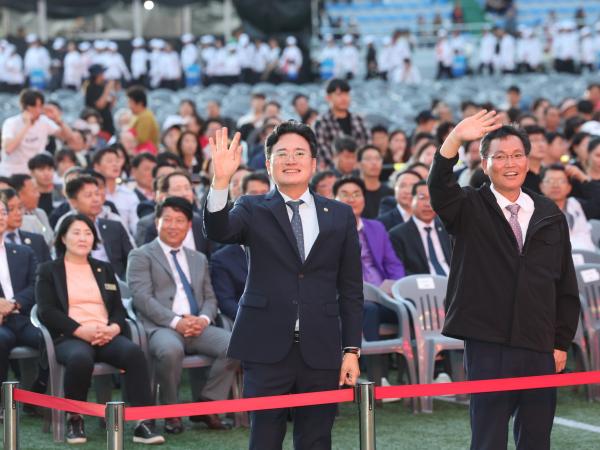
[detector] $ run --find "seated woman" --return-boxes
[35,214,164,445]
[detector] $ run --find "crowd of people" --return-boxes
[0,71,599,444]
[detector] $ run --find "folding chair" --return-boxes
[572,249,600,266]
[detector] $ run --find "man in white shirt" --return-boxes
[0,89,72,176]
[127,196,236,433]
[279,36,303,82]
[130,38,148,85]
[478,25,496,75]
[377,169,422,231]
[23,34,50,86]
[539,164,596,251]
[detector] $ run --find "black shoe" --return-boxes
[133,420,165,445]
[164,417,184,434]
[66,414,87,444]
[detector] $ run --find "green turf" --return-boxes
[6,386,600,449]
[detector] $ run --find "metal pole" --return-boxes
[223,0,233,42]
[355,382,376,450]
[105,401,124,450]
[132,0,143,38]
[36,0,47,42]
[2,8,10,37]
[2,382,19,450]
[182,5,192,35]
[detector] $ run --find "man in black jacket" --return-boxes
[429,111,580,450]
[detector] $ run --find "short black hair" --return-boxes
[156,151,183,168]
[370,124,388,135]
[265,100,281,110]
[19,89,44,109]
[479,125,531,158]
[65,175,98,199]
[356,145,381,162]
[540,163,570,185]
[131,152,157,169]
[332,175,366,197]
[126,85,147,107]
[588,137,600,154]
[292,94,308,106]
[507,85,520,94]
[158,170,192,194]
[395,169,423,184]
[80,107,103,125]
[405,161,428,172]
[0,188,18,203]
[461,100,478,111]
[333,135,357,154]
[91,146,119,167]
[8,174,32,193]
[241,171,270,194]
[545,132,564,144]
[54,149,79,166]
[435,121,455,144]
[411,179,428,196]
[325,78,351,94]
[309,170,336,191]
[84,169,106,184]
[55,213,99,256]
[28,152,55,171]
[152,161,177,178]
[564,116,586,141]
[264,120,318,159]
[577,99,594,115]
[523,125,548,141]
[155,196,193,222]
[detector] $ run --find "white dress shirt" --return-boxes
[565,197,596,251]
[397,204,411,222]
[412,216,450,276]
[157,238,210,329]
[207,186,319,330]
[0,242,14,300]
[105,184,139,235]
[490,184,534,240]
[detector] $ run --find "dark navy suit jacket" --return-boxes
[17,230,51,263]
[204,189,363,370]
[376,207,405,231]
[4,243,37,315]
[210,244,247,321]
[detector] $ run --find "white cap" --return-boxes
[150,39,165,49]
[181,33,194,44]
[25,33,38,44]
[581,26,591,36]
[107,41,118,51]
[226,42,237,51]
[580,121,600,136]
[364,35,375,45]
[52,37,66,50]
[162,115,186,131]
[437,29,447,38]
[286,36,297,46]
[382,36,392,46]
[5,43,15,53]
[132,37,145,47]
[324,33,334,42]
[78,41,91,51]
[342,34,353,44]
[201,35,215,45]
[94,40,107,50]
[239,33,250,46]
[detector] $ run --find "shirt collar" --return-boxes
[396,204,411,221]
[489,184,534,213]
[158,238,181,256]
[357,218,364,231]
[278,188,313,208]
[412,216,434,232]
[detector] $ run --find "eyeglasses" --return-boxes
[415,193,430,201]
[542,178,569,186]
[487,153,526,163]
[273,150,310,161]
[337,192,363,201]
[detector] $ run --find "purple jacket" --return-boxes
[361,218,405,280]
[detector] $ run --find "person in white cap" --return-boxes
[478,25,496,74]
[279,36,302,82]
[391,29,412,75]
[253,37,271,82]
[2,44,24,93]
[236,33,256,84]
[130,38,149,86]
[391,57,421,84]
[49,37,67,90]
[494,27,516,74]
[558,21,579,73]
[200,35,216,85]
[206,38,227,85]
[78,41,94,78]
[159,42,182,90]
[221,42,241,86]
[181,33,201,87]
[149,39,164,88]
[318,34,339,81]
[24,34,51,88]
[338,34,359,80]
[377,36,393,80]
[516,27,529,73]
[580,27,595,72]
[435,29,453,79]
[63,41,84,90]
[92,40,110,68]
[264,37,281,83]
[105,41,131,87]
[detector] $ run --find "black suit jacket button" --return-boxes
[298,273,304,279]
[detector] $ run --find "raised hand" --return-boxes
[209,127,242,189]
[452,109,503,142]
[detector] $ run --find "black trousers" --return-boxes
[243,343,339,450]
[0,314,43,383]
[55,335,153,407]
[464,339,556,450]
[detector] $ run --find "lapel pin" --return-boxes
[24,238,31,245]
[102,224,107,229]
[324,207,329,212]
[97,267,102,272]
[41,227,46,232]
[12,249,16,254]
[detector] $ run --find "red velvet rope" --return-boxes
[12,370,600,421]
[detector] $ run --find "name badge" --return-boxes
[104,283,117,291]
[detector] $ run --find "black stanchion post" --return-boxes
[106,401,125,450]
[355,381,376,450]
[2,381,19,450]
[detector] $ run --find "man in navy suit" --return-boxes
[204,122,363,450]
[210,171,271,321]
[376,169,422,231]
[0,199,42,387]
[389,181,452,276]
[0,188,51,263]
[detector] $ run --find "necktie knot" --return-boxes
[506,204,520,217]
[424,226,432,234]
[169,249,179,257]
[5,232,16,243]
[286,200,304,213]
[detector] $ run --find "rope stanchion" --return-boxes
[106,402,125,450]
[2,382,19,450]
[355,382,376,450]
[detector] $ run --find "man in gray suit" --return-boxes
[127,196,235,434]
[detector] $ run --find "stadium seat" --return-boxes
[590,220,600,249]
[572,250,600,266]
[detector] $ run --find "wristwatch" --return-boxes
[343,347,361,358]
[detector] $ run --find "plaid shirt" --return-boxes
[313,109,370,167]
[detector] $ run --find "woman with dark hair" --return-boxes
[178,99,198,119]
[176,130,203,175]
[84,64,115,136]
[35,214,163,445]
[388,129,411,163]
[112,143,131,179]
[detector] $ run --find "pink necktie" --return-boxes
[506,204,523,252]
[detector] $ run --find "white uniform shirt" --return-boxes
[436,38,453,67]
[181,43,199,68]
[479,33,496,64]
[565,197,596,251]
[0,114,59,175]
[105,52,131,81]
[63,50,83,88]
[131,48,149,79]
[3,53,24,85]
[279,45,303,76]
[581,36,595,65]
[24,46,50,77]
[254,43,271,73]
[339,45,359,76]
[159,50,182,81]
[499,34,516,71]
[237,43,256,70]
[105,184,139,235]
